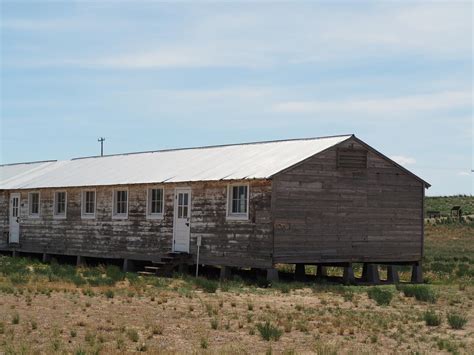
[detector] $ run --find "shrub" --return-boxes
[136,343,147,352]
[85,331,95,345]
[397,284,437,303]
[88,277,115,287]
[151,324,163,335]
[423,310,442,326]
[367,287,393,306]
[104,290,114,299]
[200,337,208,349]
[10,273,29,285]
[71,275,87,286]
[273,282,291,294]
[0,321,4,334]
[210,318,218,330]
[82,288,95,297]
[343,290,354,302]
[194,278,218,293]
[12,312,20,325]
[447,312,467,329]
[105,265,125,282]
[127,329,139,342]
[256,321,283,341]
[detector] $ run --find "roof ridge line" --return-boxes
[71,134,354,161]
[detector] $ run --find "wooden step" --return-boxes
[144,266,160,272]
[151,261,167,266]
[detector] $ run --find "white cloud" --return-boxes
[457,171,471,176]
[271,90,472,115]
[390,155,417,166]
[3,2,471,69]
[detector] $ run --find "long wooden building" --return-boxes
[0,135,430,282]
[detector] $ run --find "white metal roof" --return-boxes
[0,135,352,190]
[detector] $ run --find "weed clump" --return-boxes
[194,278,218,293]
[447,312,467,329]
[12,312,20,325]
[397,284,437,303]
[423,310,442,326]
[256,321,283,341]
[367,287,393,306]
[127,329,139,342]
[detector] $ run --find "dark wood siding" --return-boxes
[1,180,273,268]
[272,138,424,264]
[0,192,7,249]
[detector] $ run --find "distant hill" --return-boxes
[425,195,474,216]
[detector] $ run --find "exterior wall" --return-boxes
[0,180,273,268]
[272,138,424,264]
[0,191,7,249]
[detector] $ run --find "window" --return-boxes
[227,184,249,220]
[28,192,40,217]
[113,189,128,218]
[53,191,67,218]
[177,191,189,218]
[147,188,164,218]
[81,190,96,218]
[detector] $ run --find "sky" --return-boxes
[0,1,472,196]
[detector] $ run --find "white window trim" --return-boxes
[112,188,129,220]
[53,190,67,219]
[146,187,164,220]
[226,183,249,221]
[81,189,96,219]
[28,191,41,218]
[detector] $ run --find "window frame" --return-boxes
[226,183,249,221]
[28,191,41,218]
[112,188,129,219]
[81,189,96,219]
[146,187,164,220]
[53,190,67,219]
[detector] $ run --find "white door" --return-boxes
[9,193,20,244]
[173,188,191,253]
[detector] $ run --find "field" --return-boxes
[0,226,473,353]
[425,195,474,216]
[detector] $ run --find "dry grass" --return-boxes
[0,223,473,353]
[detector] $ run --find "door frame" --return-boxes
[9,193,21,244]
[172,187,191,253]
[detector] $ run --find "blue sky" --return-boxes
[0,1,472,196]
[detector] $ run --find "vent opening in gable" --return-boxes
[337,148,368,168]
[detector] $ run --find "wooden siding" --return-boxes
[0,192,7,249]
[272,137,424,264]
[0,181,273,268]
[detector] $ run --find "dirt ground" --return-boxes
[0,279,473,354]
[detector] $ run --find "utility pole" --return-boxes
[98,137,105,157]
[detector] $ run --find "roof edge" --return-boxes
[0,160,57,167]
[350,136,431,188]
[269,134,354,178]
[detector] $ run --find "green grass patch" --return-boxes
[397,284,437,303]
[193,277,218,293]
[256,321,283,341]
[367,287,393,306]
[447,312,468,329]
[423,310,442,326]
